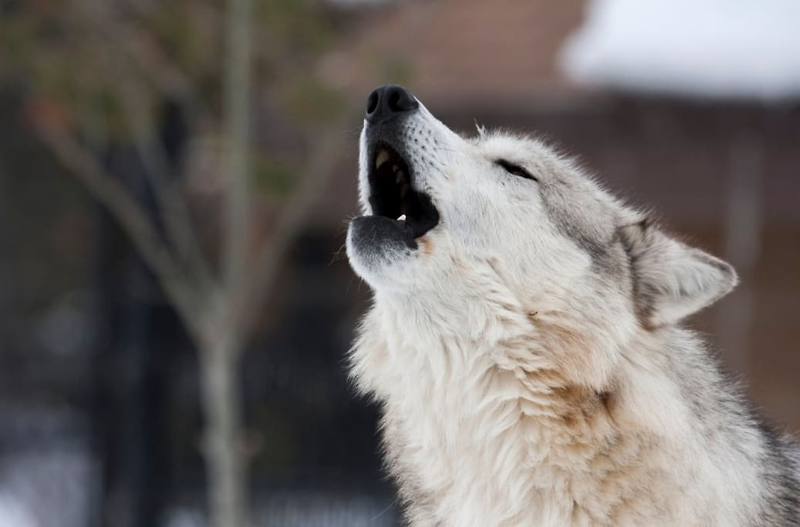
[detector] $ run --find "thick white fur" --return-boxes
[346,102,784,526]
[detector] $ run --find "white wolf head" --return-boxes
[346,85,737,388]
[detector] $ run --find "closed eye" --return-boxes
[495,159,538,182]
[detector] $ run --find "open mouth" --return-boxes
[368,143,439,240]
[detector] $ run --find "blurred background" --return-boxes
[0,0,798,526]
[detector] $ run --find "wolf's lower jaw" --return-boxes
[350,273,786,526]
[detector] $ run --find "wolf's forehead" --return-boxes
[471,130,635,273]
[473,133,543,159]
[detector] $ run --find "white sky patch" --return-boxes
[560,0,800,100]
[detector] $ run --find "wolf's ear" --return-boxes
[619,220,738,328]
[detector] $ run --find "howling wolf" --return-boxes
[345,85,800,526]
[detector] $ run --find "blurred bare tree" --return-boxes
[0,1,353,526]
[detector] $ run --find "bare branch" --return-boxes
[239,124,349,336]
[37,124,208,341]
[119,83,217,292]
[78,2,206,118]
[75,2,217,293]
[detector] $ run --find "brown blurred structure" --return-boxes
[319,0,800,431]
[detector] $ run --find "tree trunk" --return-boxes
[210,0,253,520]
[198,334,247,527]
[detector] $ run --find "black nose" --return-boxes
[365,85,419,123]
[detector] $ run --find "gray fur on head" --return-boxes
[619,219,738,328]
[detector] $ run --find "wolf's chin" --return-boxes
[345,218,418,289]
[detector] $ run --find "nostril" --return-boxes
[366,90,379,115]
[386,86,417,113]
[387,90,402,112]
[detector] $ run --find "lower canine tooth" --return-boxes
[397,214,407,221]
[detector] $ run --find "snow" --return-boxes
[559,0,800,100]
[0,448,93,527]
[164,492,398,527]
[0,495,36,527]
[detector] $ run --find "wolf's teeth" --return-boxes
[397,214,407,222]
[375,150,390,169]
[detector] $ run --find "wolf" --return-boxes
[345,85,800,526]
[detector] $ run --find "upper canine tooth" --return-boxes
[397,214,407,221]
[375,150,390,169]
